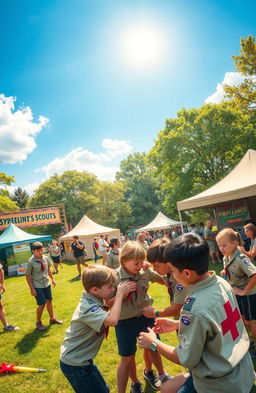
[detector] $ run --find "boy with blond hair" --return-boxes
[60,265,135,393]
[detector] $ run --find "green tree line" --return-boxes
[1,36,255,236]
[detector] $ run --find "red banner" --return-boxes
[0,207,61,230]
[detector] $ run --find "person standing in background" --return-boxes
[71,236,88,278]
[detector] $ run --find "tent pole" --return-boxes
[178,210,184,233]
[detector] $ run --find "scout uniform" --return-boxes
[223,249,256,295]
[106,249,120,270]
[176,272,254,393]
[250,237,256,252]
[115,266,162,320]
[25,255,51,288]
[60,293,108,366]
[164,274,190,319]
[203,227,216,252]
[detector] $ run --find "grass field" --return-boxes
[0,260,255,392]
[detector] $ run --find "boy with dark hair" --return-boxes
[71,235,88,278]
[60,265,135,393]
[25,241,63,331]
[138,233,254,393]
[143,238,190,320]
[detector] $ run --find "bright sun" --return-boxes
[120,25,166,69]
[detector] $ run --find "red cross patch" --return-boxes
[221,301,241,341]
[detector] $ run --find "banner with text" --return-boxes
[216,200,250,227]
[0,207,61,230]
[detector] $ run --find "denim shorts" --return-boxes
[115,315,155,356]
[60,360,109,393]
[178,375,197,393]
[35,286,52,306]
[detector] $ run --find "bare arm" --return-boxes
[26,275,37,296]
[76,241,84,250]
[143,303,183,318]
[233,273,256,296]
[48,266,56,287]
[138,327,180,364]
[0,268,5,293]
[238,246,256,261]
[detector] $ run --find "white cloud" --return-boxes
[35,139,133,182]
[0,182,40,196]
[0,94,49,164]
[205,72,246,104]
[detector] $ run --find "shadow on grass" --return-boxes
[68,276,82,283]
[14,326,52,355]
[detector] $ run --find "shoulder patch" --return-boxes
[243,259,250,265]
[183,297,196,311]
[90,306,99,312]
[181,314,192,325]
[87,298,96,304]
[176,283,184,291]
[179,334,190,349]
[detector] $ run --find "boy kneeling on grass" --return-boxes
[138,233,255,393]
[60,265,136,393]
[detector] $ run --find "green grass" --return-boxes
[0,261,255,392]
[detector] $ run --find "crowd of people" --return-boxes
[1,220,256,393]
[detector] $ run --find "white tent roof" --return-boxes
[137,211,181,232]
[177,149,256,211]
[60,215,119,239]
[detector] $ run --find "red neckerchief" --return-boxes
[224,265,231,281]
[125,278,138,308]
[36,259,45,271]
[103,305,109,339]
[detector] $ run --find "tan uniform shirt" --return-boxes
[60,293,108,366]
[164,274,190,305]
[203,227,216,248]
[106,250,120,269]
[25,255,51,288]
[176,272,254,393]
[115,266,162,320]
[223,249,256,295]
[250,238,256,252]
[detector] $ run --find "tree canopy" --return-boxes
[11,187,29,209]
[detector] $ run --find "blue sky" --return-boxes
[0,0,255,194]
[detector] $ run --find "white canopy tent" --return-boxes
[177,149,256,211]
[60,215,120,260]
[137,211,182,232]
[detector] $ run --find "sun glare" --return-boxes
[120,25,166,69]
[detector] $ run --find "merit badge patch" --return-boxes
[181,315,192,325]
[244,259,249,265]
[176,284,184,291]
[179,334,190,350]
[90,306,99,312]
[183,297,196,311]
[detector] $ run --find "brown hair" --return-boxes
[120,241,146,266]
[137,233,146,243]
[31,241,43,250]
[244,223,256,239]
[147,238,171,263]
[82,265,117,291]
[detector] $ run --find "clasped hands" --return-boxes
[138,318,179,349]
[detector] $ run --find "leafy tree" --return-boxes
[0,172,18,213]
[29,170,100,225]
[90,182,131,233]
[224,35,256,110]
[116,153,164,226]
[11,187,29,208]
[150,103,256,216]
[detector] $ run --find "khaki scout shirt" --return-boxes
[203,227,215,245]
[176,272,254,393]
[115,266,162,320]
[25,255,51,288]
[164,274,190,305]
[60,293,108,366]
[250,238,256,252]
[106,250,120,269]
[223,249,256,295]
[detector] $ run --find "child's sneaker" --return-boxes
[3,324,20,332]
[159,373,172,384]
[143,369,161,390]
[36,321,46,331]
[50,318,63,325]
[130,382,144,393]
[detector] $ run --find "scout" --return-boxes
[25,242,63,331]
[217,228,256,358]
[142,238,190,320]
[60,265,135,393]
[138,233,255,393]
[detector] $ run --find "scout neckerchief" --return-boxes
[36,258,45,271]
[125,277,138,308]
[102,305,109,339]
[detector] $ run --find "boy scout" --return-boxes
[138,233,255,393]
[25,242,63,331]
[60,265,135,393]
[142,238,190,320]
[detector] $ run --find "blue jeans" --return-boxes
[60,360,110,393]
[178,375,197,393]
